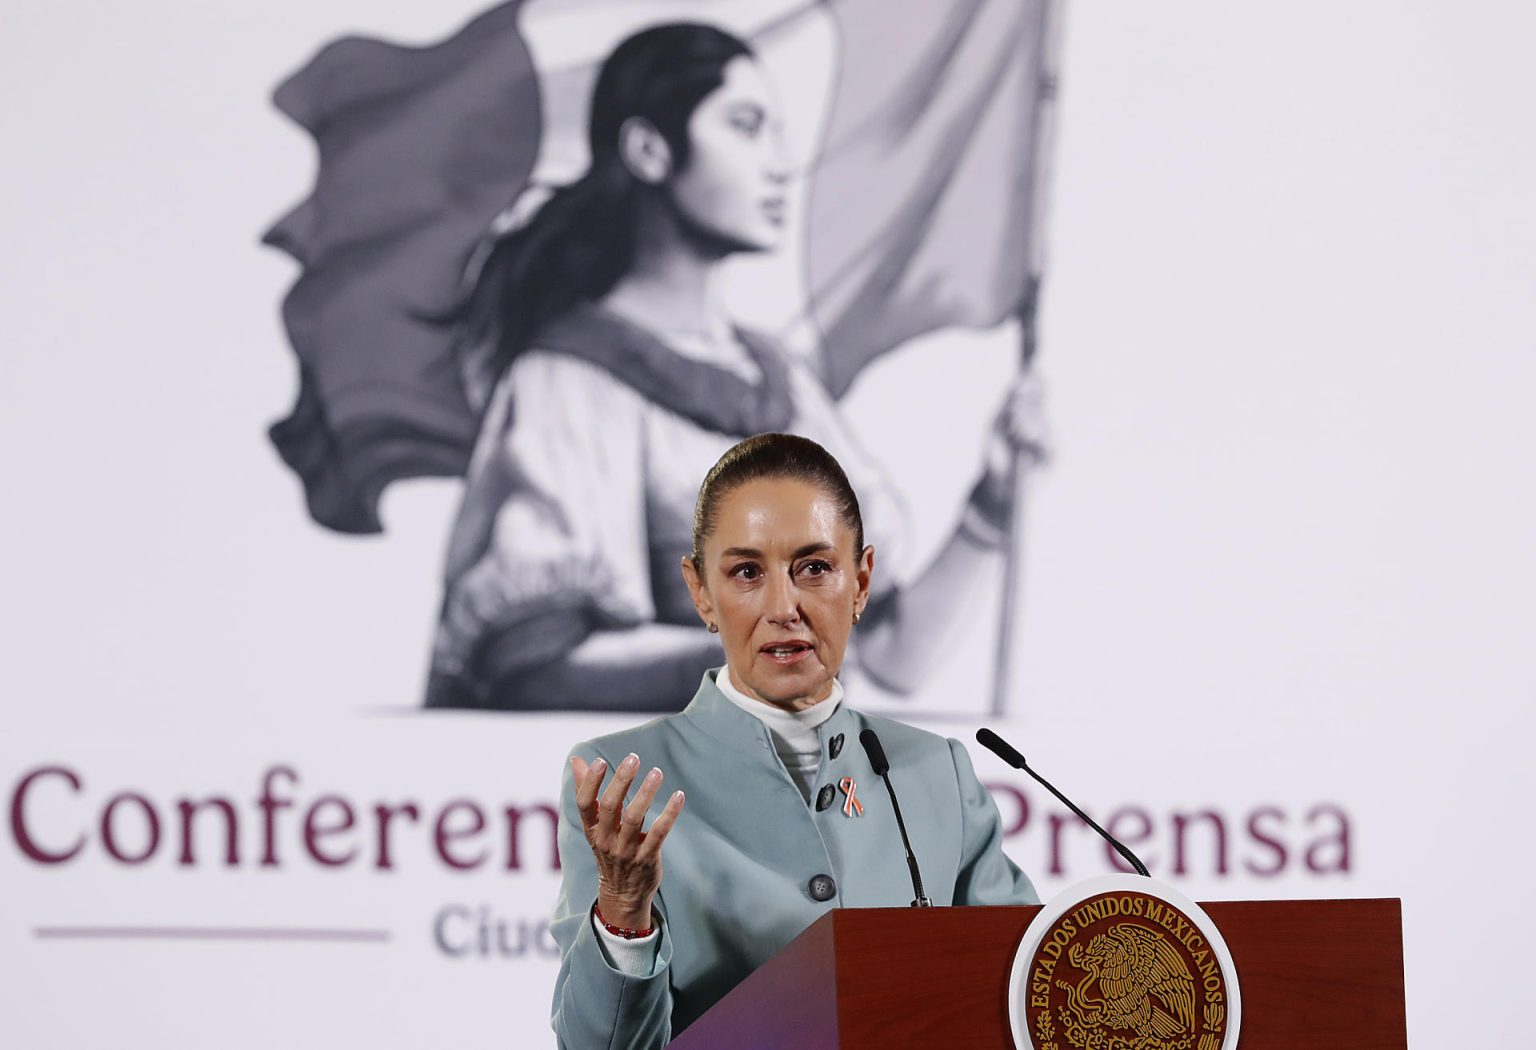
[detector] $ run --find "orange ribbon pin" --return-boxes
[839,776,864,817]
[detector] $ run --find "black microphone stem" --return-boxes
[1023,760,1149,877]
[860,729,933,907]
[875,771,932,907]
[976,728,1150,878]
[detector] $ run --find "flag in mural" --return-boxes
[264,1,543,535]
[805,0,1055,396]
[264,0,1059,713]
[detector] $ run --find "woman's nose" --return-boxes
[763,573,801,625]
[765,130,792,184]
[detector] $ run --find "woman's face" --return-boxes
[668,56,790,253]
[683,477,873,711]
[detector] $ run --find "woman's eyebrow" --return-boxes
[719,542,834,559]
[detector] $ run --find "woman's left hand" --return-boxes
[980,369,1050,486]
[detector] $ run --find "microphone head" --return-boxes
[859,728,890,776]
[975,728,1027,769]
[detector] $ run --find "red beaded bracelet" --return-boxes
[594,903,655,940]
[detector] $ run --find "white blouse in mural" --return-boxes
[432,308,908,677]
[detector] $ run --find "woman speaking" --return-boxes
[549,433,1039,1049]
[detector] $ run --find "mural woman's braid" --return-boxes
[691,433,866,576]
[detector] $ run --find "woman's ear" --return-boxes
[680,555,716,628]
[854,544,875,619]
[619,116,672,184]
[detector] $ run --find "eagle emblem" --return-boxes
[1013,883,1237,1050]
[1062,923,1196,1040]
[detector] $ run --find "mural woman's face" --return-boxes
[683,477,873,712]
[668,56,790,253]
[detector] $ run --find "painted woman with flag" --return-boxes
[425,22,1044,710]
[265,4,1056,713]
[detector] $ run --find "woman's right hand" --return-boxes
[572,752,686,931]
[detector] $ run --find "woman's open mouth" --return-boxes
[759,640,813,665]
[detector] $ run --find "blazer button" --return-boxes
[816,784,836,811]
[829,733,845,760]
[808,874,837,902]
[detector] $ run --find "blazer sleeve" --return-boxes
[948,738,1041,906]
[550,743,676,1050]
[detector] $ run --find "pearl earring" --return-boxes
[707,622,719,634]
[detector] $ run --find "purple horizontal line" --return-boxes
[33,927,390,943]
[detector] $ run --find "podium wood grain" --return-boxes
[666,899,1406,1049]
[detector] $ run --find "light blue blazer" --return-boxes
[550,670,1038,1049]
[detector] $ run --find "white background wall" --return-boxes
[4,1,1534,1045]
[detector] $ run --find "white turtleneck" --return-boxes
[714,665,842,803]
[593,666,843,974]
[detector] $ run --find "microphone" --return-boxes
[974,728,1150,878]
[859,729,933,907]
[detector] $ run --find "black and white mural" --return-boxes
[4,1,1534,1046]
[266,0,1056,714]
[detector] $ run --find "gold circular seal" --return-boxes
[1021,888,1234,1050]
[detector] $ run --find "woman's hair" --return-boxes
[692,433,866,573]
[458,23,753,385]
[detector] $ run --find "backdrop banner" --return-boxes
[4,1,1534,1046]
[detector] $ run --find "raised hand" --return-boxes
[981,369,1050,484]
[572,752,686,931]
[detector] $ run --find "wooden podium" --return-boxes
[666,899,1406,1049]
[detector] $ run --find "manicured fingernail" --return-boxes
[672,790,685,802]
[590,758,606,772]
[645,767,662,784]
[621,753,639,771]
